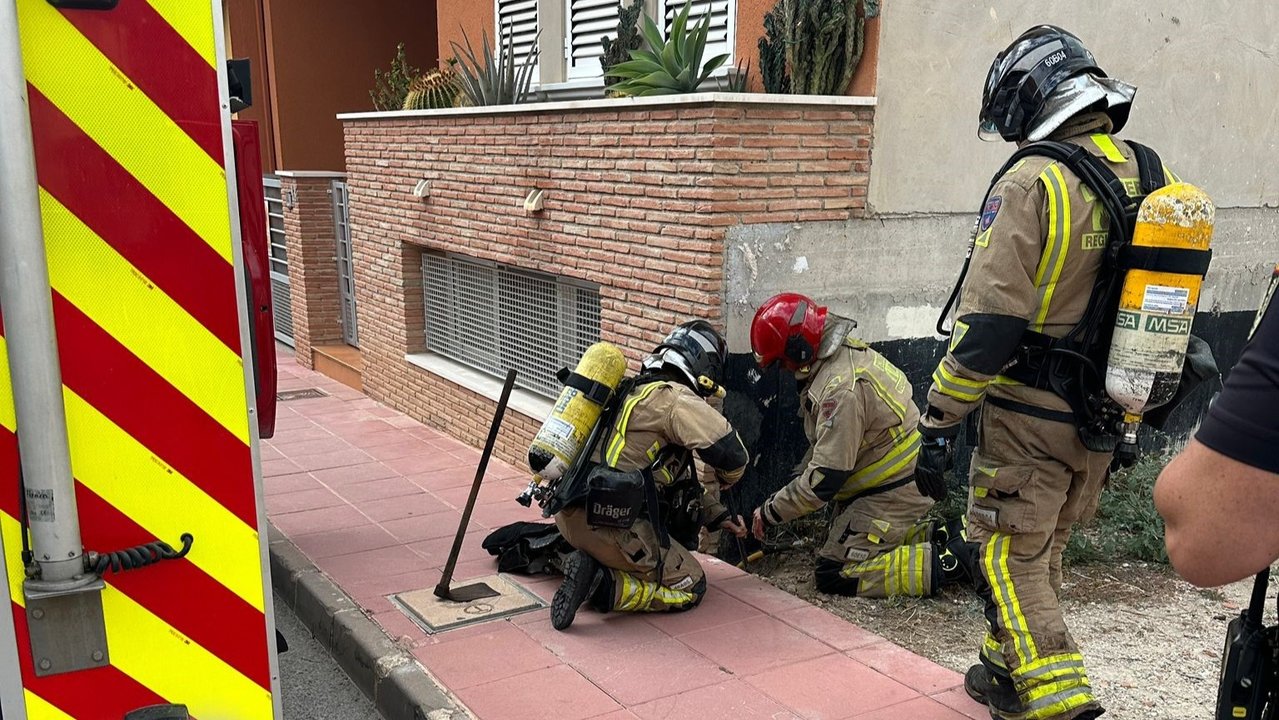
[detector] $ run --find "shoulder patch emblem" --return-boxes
[819,398,838,423]
[979,196,1003,232]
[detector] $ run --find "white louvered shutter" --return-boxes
[566,0,621,79]
[497,0,539,75]
[664,0,731,68]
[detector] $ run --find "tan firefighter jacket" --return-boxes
[922,112,1179,434]
[760,330,921,526]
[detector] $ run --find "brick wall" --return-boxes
[338,97,874,467]
[281,174,345,368]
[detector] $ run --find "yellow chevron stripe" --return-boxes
[24,690,74,720]
[1,515,270,719]
[145,0,217,67]
[39,190,249,443]
[0,338,262,611]
[17,0,232,262]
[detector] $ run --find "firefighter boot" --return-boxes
[936,518,979,586]
[552,550,605,630]
[965,664,1020,711]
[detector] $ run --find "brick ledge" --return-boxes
[338,91,876,122]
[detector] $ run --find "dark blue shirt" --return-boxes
[1196,298,1279,473]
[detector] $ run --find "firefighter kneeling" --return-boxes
[551,321,750,630]
[748,293,977,598]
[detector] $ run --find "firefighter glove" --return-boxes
[915,430,954,502]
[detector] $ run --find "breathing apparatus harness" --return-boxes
[936,139,1208,451]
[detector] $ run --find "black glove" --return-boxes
[915,427,955,502]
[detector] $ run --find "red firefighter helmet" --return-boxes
[750,293,827,371]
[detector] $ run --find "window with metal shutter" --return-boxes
[664,0,732,67]
[497,0,539,74]
[566,0,621,80]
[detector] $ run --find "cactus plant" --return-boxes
[403,62,461,110]
[605,0,729,96]
[600,0,645,87]
[371,43,420,111]
[450,24,541,106]
[757,0,881,96]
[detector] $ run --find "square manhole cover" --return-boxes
[276,388,328,402]
[391,574,546,634]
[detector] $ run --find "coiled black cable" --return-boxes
[92,533,194,575]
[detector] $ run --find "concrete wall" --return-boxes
[870,0,1279,214]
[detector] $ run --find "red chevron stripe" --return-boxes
[57,0,224,162]
[10,603,172,718]
[43,296,258,527]
[0,431,271,691]
[28,88,241,353]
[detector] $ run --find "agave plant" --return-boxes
[604,1,729,97]
[450,24,541,106]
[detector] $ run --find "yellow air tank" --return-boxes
[527,341,627,484]
[1105,183,1214,450]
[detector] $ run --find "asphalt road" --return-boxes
[274,593,380,720]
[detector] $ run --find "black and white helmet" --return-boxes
[979,25,1129,142]
[641,320,727,396]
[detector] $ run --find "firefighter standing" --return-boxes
[748,293,975,598]
[917,26,1178,720]
[551,321,750,630]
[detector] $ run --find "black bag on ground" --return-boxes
[481,521,573,575]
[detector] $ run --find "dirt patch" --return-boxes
[753,549,1273,719]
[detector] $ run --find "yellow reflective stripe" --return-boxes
[1033,165,1072,330]
[145,0,217,66]
[17,0,233,262]
[846,431,920,493]
[1089,134,1127,163]
[1022,684,1095,719]
[103,585,272,718]
[1017,651,1086,679]
[614,572,694,611]
[983,632,1007,669]
[991,375,1024,386]
[857,368,907,421]
[984,533,1038,667]
[932,366,987,402]
[604,383,662,467]
[25,690,74,720]
[40,191,249,442]
[2,516,269,719]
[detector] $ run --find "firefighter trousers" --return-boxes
[815,481,939,598]
[966,397,1110,720]
[555,506,705,613]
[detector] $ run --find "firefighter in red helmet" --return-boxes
[748,293,976,597]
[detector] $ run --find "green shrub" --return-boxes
[371,43,420,111]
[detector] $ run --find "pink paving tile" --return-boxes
[717,574,815,614]
[430,479,525,509]
[701,556,749,581]
[291,524,400,560]
[372,609,429,645]
[270,504,369,536]
[261,458,302,478]
[511,575,562,605]
[850,696,973,720]
[367,405,401,418]
[456,664,621,720]
[311,461,400,486]
[745,654,919,719]
[317,545,430,588]
[383,414,423,429]
[382,451,473,476]
[571,637,733,705]
[290,447,376,472]
[412,621,560,690]
[379,510,465,543]
[335,475,429,504]
[587,712,640,720]
[932,688,990,720]
[520,614,671,663]
[266,487,347,515]
[344,568,441,614]
[678,614,833,676]
[470,498,547,530]
[846,642,965,695]
[776,604,885,651]
[410,530,494,569]
[341,429,416,448]
[642,587,762,637]
[361,439,438,462]
[361,491,451,522]
[404,425,447,442]
[265,425,334,443]
[404,467,483,491]
[262,472,322,497]
[322,418,396,435]
[632,679,800,720]
[258,445,284,463]
[270,438,353,459]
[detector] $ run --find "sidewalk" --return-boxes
[264,350,988,720]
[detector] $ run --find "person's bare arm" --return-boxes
[1155,439,1279,587]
